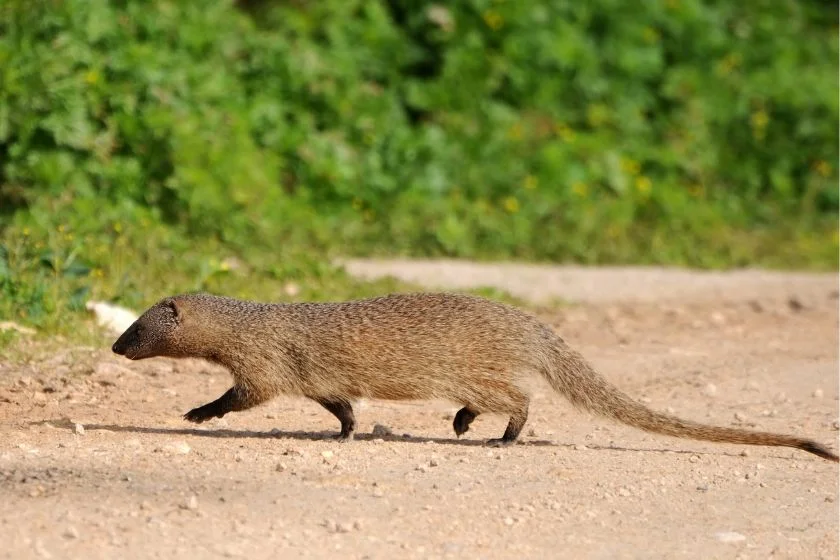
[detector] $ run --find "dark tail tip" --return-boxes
[799,440,839,462]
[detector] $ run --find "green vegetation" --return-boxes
[1,0,837,345]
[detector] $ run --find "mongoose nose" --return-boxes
[112,342,124,355]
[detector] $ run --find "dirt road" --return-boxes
[1,262,838,559]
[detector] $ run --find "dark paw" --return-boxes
[453,408,476,437]
[184,407,213,423]
[335,431,355,442]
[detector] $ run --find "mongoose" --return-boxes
[111,292,839,462]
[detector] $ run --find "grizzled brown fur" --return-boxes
[112,292,839,461]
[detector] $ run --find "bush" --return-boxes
[0,0,836,331]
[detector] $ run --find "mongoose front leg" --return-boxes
[184,387,249,423]
[316,399,356,441]
[453,407,479,437]
[486,401,529,448]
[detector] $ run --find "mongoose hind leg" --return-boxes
[184,386,252,423]
[453,407,479,437]
[316,398,357,441]
[486,398,529,448]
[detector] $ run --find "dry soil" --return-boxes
[1,261,838,560]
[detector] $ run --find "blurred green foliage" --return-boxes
[0,0,838,338]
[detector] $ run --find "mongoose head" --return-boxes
[112,297,184,360]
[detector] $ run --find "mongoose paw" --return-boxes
[335,432,355,443]
[452,408,477,437]
[184,407,213,423]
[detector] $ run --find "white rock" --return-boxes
[714,531,746,543]
[85,301,139,334]
[812,388,824,398]
[73,423,85,436]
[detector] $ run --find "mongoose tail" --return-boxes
[544,345,839,462]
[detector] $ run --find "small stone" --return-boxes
[63,526,79,539]
[710,312,726,326]
[352,520,362,530]
[618,487,631,497]
[787,297,804,312]
[284,282,300,297]
[714,531,746,543]
[415,464,428,473]
[169,441,191,455]
[812,389,824,399]
[574,444,587,451]
[321,450,334,460]
[372,488,384,498]
[429,457,440,467]
[180,495,199,510]
[336,522,352,533]
[73,423,85,436]
[689,455,700,463]
[371,424,393,437]
[503,517,514,526]
[832,420,839,431]
[740,450,749,457]
[703,383,717,397]
[275,462,288,472]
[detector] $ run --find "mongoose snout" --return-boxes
[112,291,840,462]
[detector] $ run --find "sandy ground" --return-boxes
[1,262,838,560]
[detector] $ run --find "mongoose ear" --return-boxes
[168,299,184,323]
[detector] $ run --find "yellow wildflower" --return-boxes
[572,181,588,197]
[483,11,503,31]
[503,197,519,213]
[814,160,831,178]
[522,175,538,190]
[620,157,641,176]
[635,176,652,196]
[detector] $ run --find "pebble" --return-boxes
[371,424,393,437]
[63,526,79,539]
[733,412,746,422]
[618,487,631,497]
[574,444,587,451]
[321,450,334,460]
[181,495,199,510]
[503,517,514,526]
[812,388,824,399]
[73,423,85,436]
[171,442,191,455]
[703,383,717,397]
[429,457,440,467]
[714,531,746,543]
[372,488,384,498]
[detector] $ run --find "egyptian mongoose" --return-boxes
[111,292,839,461]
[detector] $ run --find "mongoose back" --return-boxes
[112,292,839,462]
